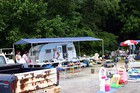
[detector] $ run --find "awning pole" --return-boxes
[31,43,35,68]
[31,43,33,56]
[102,40,104,55]
[78,41,81,57]
[13,44,15,60]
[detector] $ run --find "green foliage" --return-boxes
[0,0,48,47]
[118,0,140,40]
[97,31,118,51]
[122,16,140,33]
[35,15,68,37]
[1,0,139,56]
[80,0,120,31]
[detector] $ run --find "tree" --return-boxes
[119,0,140,40]
[0,0,48,47]
[79,0,119,52]
[0,0,130,56]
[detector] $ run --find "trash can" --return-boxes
[91,68,95,74]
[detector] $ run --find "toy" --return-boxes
[99,67,110,92]
[118,66,128,84]
[99,77,106,92]
[99,67,107,80]
[105,78,110,92]
[110,74,124,88]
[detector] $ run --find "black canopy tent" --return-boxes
[14,37,104,56]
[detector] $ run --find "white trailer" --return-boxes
[14,37,103,65]
[28,42,77,63]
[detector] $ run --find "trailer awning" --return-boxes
[14,37,102,45]
[14,37,104,55]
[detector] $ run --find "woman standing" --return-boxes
[15,50,21,63]
[22,51,30,65]
[53,49,60,60]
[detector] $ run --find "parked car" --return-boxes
[102,60,116,68]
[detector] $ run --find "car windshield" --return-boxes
[0,56,6,64]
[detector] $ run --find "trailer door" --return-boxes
[62,45,68,59]
[57,46,63,59]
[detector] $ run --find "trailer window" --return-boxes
[32,51,37,55]
[68,47,73,51]
[57,47,62,53]
[46,49,51,53]
[0,56,6,64]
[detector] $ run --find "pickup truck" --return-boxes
[0,53,60,93]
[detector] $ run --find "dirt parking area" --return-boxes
[59,61,140,93]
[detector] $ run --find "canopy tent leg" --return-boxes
[102,40,104,56]
[78,41,81,58]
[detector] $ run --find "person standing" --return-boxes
[53,49,60,60]
[124,55,129,72]
[22,51,30,65]
[113,55,119,71]
[15,50,21,63]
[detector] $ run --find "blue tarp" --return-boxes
[14,37,102,45]
[136,40,140,43]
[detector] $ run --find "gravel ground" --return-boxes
[59,61,140,93]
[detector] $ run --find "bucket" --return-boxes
[91,68,95,74]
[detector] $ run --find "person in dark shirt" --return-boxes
[124,55,129,71]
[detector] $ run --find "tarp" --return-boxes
[14,37,103,45]
[14,37,104,55]
[136,40,140,43]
